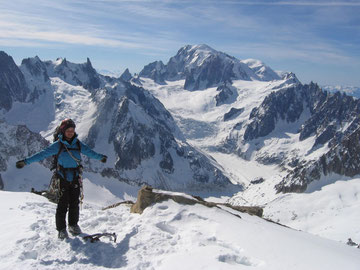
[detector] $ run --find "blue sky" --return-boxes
[1,0,359,86]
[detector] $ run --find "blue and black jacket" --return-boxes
[25,134,104,182]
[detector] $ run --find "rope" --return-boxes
[102,200,135,211]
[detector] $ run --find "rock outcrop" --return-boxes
[130,185,263,217]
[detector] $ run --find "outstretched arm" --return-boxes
[80,141,107,162]
[19,141,60,166]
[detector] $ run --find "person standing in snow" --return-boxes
[15,119,107,240]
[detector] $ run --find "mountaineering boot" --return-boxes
[58,229,69,240]
[69,224,82,235]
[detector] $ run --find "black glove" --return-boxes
[16,160,26,169]
[101,155,107,163]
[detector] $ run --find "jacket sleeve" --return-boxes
[79,141,104,160]
[24,142,60,165]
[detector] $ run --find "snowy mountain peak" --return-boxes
[20,55,42,65]
[119,68,132,82]
[178,44,224,62]
[140,44,281,90]
[139,60,166,84]
[55,57,67,67]
[56,57,66,63]
[170,44,236,71]
[20,56,49,81]
[281,71,299,81]
[188,43,217,52]
[44,57,101,91]
[86,57,93,67]
[242,58,281,81]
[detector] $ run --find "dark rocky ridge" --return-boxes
[120,68,133,82]
[233,81,360,193]
[276,124,360,193]
[0,51,29,111]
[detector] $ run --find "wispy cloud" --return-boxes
[0,20,138,47]
[215,0,360,6]
[0,0,189,52]
[223,38,358,72]
[271,1,360,6]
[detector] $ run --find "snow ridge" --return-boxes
[1,190,359,270]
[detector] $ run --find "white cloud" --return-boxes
[224,40,356,66]
[216,0,360,6]
[0,1,189,52]
[0,21,135,47]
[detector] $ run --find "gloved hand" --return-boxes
[101,155,107,163]
[16,160,26,169]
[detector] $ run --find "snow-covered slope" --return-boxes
[1,188,359,270]
[264,176,360,243]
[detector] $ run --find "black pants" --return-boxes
[56,177,80,231]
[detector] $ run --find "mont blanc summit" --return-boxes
[139,44,281,90]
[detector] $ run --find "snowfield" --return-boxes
[264,176,360,243]
[1,185,360,270]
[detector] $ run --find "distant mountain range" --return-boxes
[321,85,360,99]
[0,49,233,193]
[1,44,360,203]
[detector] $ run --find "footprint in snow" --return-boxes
[155,222,177,235]
[218,253,263,267]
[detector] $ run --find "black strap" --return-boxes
[51,143,64,171]
[55,142,64,160]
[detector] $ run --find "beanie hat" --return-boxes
[59,119,76,133]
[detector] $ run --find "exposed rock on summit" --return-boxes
[131,185,263,217]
